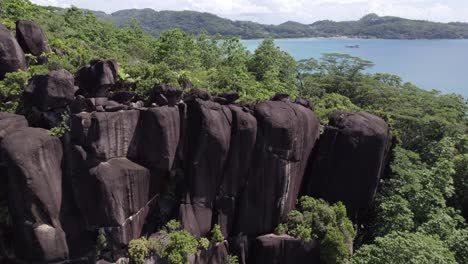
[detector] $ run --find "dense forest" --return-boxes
[0,0,467,263]
[94,9,468,39]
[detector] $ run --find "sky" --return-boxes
[30,0,468,25]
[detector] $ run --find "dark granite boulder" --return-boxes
[149,84,182,106]
[15,20,51,60]
[305,111,391,219]
[183,88,212,102]
[24,69,76,111]
[236,101,320,236]
[109,91,136,105]
[76,60,118,97]
[0,127,68,262]
[253,234,320,264]
[0,113,28,143]
[215,105,257,237]
[130,106,180,171]
[294,97,312,109]
[71,110,140,160]
[180,99,232,237]
[271,93,290,102]
[0,25,27,79]
[71,156,153,246]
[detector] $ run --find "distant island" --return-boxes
[93,10,468,39]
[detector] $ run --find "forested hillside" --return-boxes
[95,9,468,39]
[0,1,467,263]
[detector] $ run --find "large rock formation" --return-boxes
[304,111,391,219]
[75,59,118,97]
[0,24,394,260]
[24,69,76,111]
[15,20,51,60]
[71,110,140,160]
[0,25,27,79]
[215,105,257,237]
[236,100,321,236]
[0,127,68,262]
[71,156,153,246]
[180,98,232,237]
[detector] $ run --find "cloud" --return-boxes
[30,0,468,24]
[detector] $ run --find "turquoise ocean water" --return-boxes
[241,38,468,97]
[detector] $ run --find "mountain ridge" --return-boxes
[92,9,468,39]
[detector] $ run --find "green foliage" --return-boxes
[161,230,198,264]
[447,228,468,264]
[166,219,181,232]
[95,230,107,257]
[312,93,361,123]
[352,232,457,264]
[128,237,150,264]
[0,70,30,112]
[276,196,355,264]
[227,254,240,264]
[210,224,224,244]
[48,113,71,137]
[198,237,209,251]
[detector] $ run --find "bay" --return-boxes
[241,38,468,97]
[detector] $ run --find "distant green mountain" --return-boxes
[94,10,468,39]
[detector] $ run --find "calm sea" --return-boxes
[241,38,468,98]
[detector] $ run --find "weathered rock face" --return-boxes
[0,127,68,262]
[71,110,140,160]
[253,234,320,264]
[215,105,257,237]
[76,59,118,97]
[130,106,180,171]
[189,241,229,264]
[304,111,391,218]
[149,84,183,106]
[71,156,152,246]
[180,99,232,237]
[236,101,321,236]
[0,25,27,79]
[24,69,76,111]
[0,113,28,143]
[15,20,51,59]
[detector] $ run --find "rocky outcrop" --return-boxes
[215,105,257,237]
[0,28,394,261]
[236,100,320,236]
[24,69,76,111]
[0,25,26,79]
[180,98,232,237]
[71,110,140,160]
[76,59,118,97]
[253,234,320,264]
[0,113,28,143]
[304,111,391,219]
[15,20,51,62]
[0,127,68,262]
[71,155,153,246]
[149,84,183,106]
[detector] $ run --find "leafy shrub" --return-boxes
[227,254,240,264]
[198,237,209,251]
[95,230,107,257]
[48,113,71,137]
[128,237,149,264]
[210,224,224,244]
[161,230,198,264]
[275,196,355,264]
